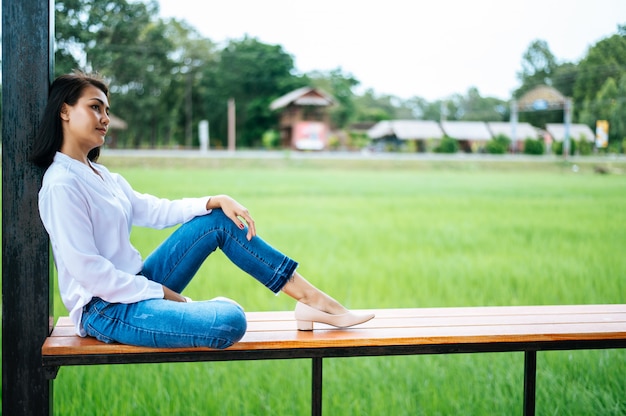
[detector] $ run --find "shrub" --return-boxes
[552,140,577,156]
[485,134,510,154]
[262,130,280,149]
[578,139,593,156]
[347,132,370,150]
[607,141,621,154]
[434,136,458,153]
[523,138,545,155]
[327,134,341,150]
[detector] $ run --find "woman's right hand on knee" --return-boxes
[206,195,256,240]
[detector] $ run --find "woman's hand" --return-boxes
[162,285,188,302]
[206,195,256,240]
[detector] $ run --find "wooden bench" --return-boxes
[42,304,626,416]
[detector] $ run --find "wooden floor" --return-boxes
[43,304,626,357]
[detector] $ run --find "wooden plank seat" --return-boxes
[42,304,626,416]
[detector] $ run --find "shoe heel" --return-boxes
[296,320,313,331]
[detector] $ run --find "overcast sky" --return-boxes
[157,0,626,101]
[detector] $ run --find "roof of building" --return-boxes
[440,121,492,141]
[269,87,334,111]
[517,85,567,111]
[545,123,595,142]
[367,119,594,143]
[367,120,444,140]
[487,122,539,140]
[109,114,127,130]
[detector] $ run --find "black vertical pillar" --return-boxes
[312,358,323,416]
[2,0,54,415]
[523,351,537,416]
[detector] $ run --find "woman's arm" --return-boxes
[113,172,212,229]
[162,285,188,302]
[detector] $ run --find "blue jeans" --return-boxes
[81,209,298,349]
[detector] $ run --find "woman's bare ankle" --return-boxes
[301,293,348,315]
[282,272,348,315]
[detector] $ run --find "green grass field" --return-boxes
[6,155,626,415]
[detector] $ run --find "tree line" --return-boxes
[3,0,625,151]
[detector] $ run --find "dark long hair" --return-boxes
[30,71,110,168]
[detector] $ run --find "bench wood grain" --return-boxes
[43,304,626,360]
[42,304,626,416]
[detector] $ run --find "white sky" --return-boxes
[157,0,625,101]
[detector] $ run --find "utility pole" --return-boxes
[185,71,193,148]
[510,100,518,153]
[228,98,236,152]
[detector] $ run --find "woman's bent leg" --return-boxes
[138,209,370,331]
[142,210,298,294]
[81,297,247,349]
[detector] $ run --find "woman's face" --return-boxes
[60,85,110,158]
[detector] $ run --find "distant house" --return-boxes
[487,122,538,140]
[487,122,539,152]
[367,118,594,155]
[440,121,492,152]
[270,87,334,150]
[545,124,595,142]
[367,120,444,151]
[106,114,128,148]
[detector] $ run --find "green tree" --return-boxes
[353,89,397,121]
[574,25,626,146]
[551,62,579,99]
[580,76,626,146]
[308,68,360,129]
[404,97,446,121]
[54,0,89,74]
[513,40,566,128]
[111,18,177,148]
[458,87,507,122]
[54,0,176,148]
[610,76,626,147]
[206,36,301,147]
[573,26,626,106]
[515,39,558,98]
[579,77,617,132]
[161,19,219,148]
[352,91,423,122]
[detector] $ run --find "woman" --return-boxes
[31,71,373,349]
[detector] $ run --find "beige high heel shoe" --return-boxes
[294,302,375,331]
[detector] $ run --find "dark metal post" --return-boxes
[523,351,537,416]
[312,357,323,416]
[2,0,54,415]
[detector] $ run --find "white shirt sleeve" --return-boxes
[113,173,211,228]
[39,181,165,305]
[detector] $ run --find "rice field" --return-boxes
[6,154,626,415]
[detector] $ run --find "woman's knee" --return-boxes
[197,208,231,227]
[212,299,247,347]
[193,209,240,240]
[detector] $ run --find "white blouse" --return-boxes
[38,152,212,336]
